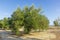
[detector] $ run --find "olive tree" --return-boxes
[23,5,48,34]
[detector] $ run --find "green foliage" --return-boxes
[11,7,24,35]
[23,5,49,33]
[23,6,33,34]
[11,21,20,35]
[8,17,12,29]
[3,17,9,29]
[53,18,60,26]
[54,20,59,26]
[0,18,9,29]
[0,20,4,29]
[0,5,49,35]
[38,15,49,31]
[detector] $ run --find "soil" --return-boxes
[50,31,60,40]
[0,28,60,40]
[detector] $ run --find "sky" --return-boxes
[0,0,60,25]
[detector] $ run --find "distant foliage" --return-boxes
[54,20,58,26]
[54,18,60,26]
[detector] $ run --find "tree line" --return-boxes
[0,5,49,35]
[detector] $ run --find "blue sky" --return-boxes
[0,0,60,25]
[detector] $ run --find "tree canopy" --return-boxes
[0,5,49,35]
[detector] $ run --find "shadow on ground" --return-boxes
[0,30,42,40]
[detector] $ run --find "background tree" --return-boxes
[3,17,9,29]
[54,20,59,26]
[0,18,9,30]
[0,20,4,29]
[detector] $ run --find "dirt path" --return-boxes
[50,31,60,40]
[0,30,57,40]
[47,28,60,40]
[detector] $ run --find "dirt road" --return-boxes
[50,31,60,40]
[0,29,58,40]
